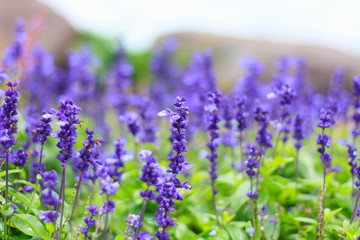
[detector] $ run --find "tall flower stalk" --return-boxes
[38,171,61,233]
[253,103,272,191]
[245,144,260,238]
[352,76,360,144]
[293,113,304,201]
[316,107,334,237]
[0,80,19,238]
[270,83,295,158]
[156,96,191,239]
[70,129,99,227]
[53,99,81,238]
[234,96,248,166]
[134,150,162,239]
[204,91,222,225]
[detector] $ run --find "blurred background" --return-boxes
[0,0,359,90]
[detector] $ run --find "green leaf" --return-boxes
[13,180,39,191]
[223,210,235,224]
[0,169,22,178]
[325,208,342,224]
[12,214,51,240]
[294,217,317,225]
[227,222,249,240]
[1,204,14,217]
[8,188,38,215]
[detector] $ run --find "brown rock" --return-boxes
[158,32,360,92]
[0,0,77,65]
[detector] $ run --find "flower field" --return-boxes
[0,20,360,240]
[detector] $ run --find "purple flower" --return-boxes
[139,150,162,187]
[245,144,260,200]
[74,129,98,172]
[234,57,264,102]
[2,19,26,70]
[10,148,28,169]
[254,103,272,153]
[34,111,54,145]
[316,107,334,168]
[222,96,233,130]
[205,91,222,183]
[155,177,182,239]
[0,69,9,82]
[38,211,59,224]
[339,139,358,180]
[103,200,115,214]
[159,97,191,177]
[137,98,157,143]
[53,99,81,167]
[261,204,268,215]
[0,81,19,150]
[81,204,99,238]
[39,170,60,224]
[119,111,141,138]
[137,231,153,240]
[293,114,304,150]
[99,176,119,196]
[352,76,360,139]
[235,96,248,133]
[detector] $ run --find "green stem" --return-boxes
[134,186,150,239]
[69,171,83,229]
[4,149,9,239]
[58,167,66,239]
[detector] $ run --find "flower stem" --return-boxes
[69,171,83,229]
[134,186,150,239]
[211,177,220,226]
[350,192,360,224]
[4,149,9,239]
[58,166,67,239]
[251,200,258,240]
[103,195,110,240]
[295,149,299,204]
[39,143,44,166]
[272,131,281,159]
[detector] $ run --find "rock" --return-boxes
[0,0,77,65]
[157,32,360,92]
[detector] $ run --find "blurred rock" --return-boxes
[0,0,77,65]
[158,32,360,92]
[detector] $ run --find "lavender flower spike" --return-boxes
[204,90,222,225]
[155,96,191,239]
[352,76,360,140]
[134,150,162,238]
[316,106,335,237]
[81,204,99,239]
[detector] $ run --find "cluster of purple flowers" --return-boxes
[205,91,222,184]
[0,81,19,151]
[139,150,162,190]
[10,148,28,169]
[53,99,81,167]
[74,128,97,172]
[120,111,141,139]
[245,144,260,200]
[2,19,26,71]
[254,103,272,153]
[316,107,335,168]
[81,204,99,239]
[155,96,191,239]
[352,76,360,140]
[272,83,296,143]
[38,171,60,225]
[293,114,304,151]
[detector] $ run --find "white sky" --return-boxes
[40,0,360,55]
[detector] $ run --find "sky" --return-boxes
[40,0,360,55]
